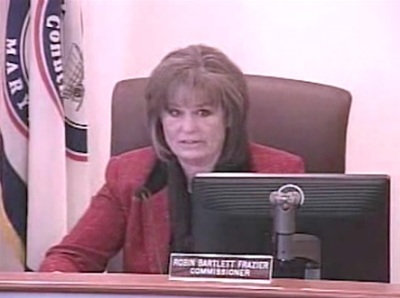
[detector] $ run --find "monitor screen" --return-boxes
[191,173,390,282]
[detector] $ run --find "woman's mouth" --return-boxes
[179,140,203,146]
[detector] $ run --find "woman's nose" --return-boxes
[181,114,197,132]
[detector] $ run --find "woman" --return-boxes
[39,44,304,273]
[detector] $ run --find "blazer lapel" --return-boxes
[141,188,171,273]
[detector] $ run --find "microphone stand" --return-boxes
[269,184,321,279]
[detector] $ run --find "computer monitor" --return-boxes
[191,173,390,282]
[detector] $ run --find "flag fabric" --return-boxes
[62,0,90,229]
[0,0,89,271]
[0,0,30,271]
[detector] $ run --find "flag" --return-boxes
[62,0,90,229]
[0,0,89,271]
[0,0,30,271]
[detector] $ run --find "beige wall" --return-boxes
[83,0,400,281]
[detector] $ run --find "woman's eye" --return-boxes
[197,109,212,117]
[167,109,181,117]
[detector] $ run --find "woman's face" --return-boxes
[161,95,226,168]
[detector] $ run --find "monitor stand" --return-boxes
[269,185,321,279]
[273,233,321,279]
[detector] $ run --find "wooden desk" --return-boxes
[0,273,400,298]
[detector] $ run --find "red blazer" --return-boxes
[39,143,304,273]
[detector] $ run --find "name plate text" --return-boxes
[168,253,273,283]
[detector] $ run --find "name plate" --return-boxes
[168,253,273,283]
